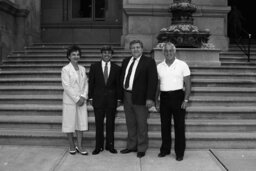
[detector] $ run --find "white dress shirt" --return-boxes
[123,56,142,90]
[157,58,190,91]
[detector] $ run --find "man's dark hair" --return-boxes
[100,45,114,54]
[66,45,81,61]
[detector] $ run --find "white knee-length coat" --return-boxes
[61,62,88,132]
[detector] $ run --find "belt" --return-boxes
[161,89,183,94]
[124,89,132,93]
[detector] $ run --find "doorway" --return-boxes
[228,0,256,42]
[41,0,123,44]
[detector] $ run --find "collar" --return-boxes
[131,55,142,62]
[101,60,110,66]
[164,58,177,67]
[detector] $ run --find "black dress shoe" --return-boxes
[92,148,103,155]
[176,156,183,161]
[137,152,145,158]
[158,152,170,157]
[106,147,118,154]
[120,148,137,154]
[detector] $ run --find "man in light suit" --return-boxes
[88,45,122,155]
[120,40,158,158]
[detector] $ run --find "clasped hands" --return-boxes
[76,96,86,106]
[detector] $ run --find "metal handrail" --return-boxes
[233,28,251,62]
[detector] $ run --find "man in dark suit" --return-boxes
[120,40,158,158]
[88,45,122,155]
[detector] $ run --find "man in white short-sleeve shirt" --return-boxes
[156,42,191,161]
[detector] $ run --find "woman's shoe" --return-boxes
[69,147,76,155]
[76,146,88,155]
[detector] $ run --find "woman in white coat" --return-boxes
[61,45,88,155]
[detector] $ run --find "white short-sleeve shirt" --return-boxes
[157,58,190,91]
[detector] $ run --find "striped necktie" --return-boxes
[103,62,108,84]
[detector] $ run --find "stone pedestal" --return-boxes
[154,48,221,66]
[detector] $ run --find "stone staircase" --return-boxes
[0,43,256,149]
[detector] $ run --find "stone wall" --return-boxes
[122,0,230,51]
[13,0,41,45]
[0,0,40,63]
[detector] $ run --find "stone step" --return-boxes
[0,85,62,95]
[1,86,256,96]
[221,62,256,66]
[229,44,256,48]
[4,61,256,69]
[190,66,256,72]
[1,42,256,150]
[32,42,121,46]
[0,78,61,86]
[1,64,256,72]
[1,95,256,106]
[192,78,256,87]
[227,48,256,52]
[191,87,256,96]
[0,71,61,78]
[187,106,256,119]
[220,57,256,63]
[7,54,131,59]
[1,70,256,80]
[1,77,255,86]
[3,60,120,66]
[0,128,255,148]
[0,95,62,105]
[11,49,132,54]
[220,51,256,56]
[0,115,255,132]
[0,104,256,119]
[7,53,255,60]
[191,72,256,79]
[189,96,256,106]
[26,44,123,49]
[1,63,92,69]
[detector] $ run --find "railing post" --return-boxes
[248,34,251,62]
[0,46,2,65]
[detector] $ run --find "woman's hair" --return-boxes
[66,45,81,61]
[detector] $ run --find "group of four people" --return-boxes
[61,40,191,161]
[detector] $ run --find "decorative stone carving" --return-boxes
[157,0,210,48]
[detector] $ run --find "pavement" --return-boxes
[0,145,255,171]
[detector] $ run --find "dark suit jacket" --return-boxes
[120,55,158,105]
[88,61,122,108]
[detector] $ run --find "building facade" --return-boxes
[0,0,254,60]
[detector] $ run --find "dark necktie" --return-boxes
[103,62,108,84]
[124,58,136,89]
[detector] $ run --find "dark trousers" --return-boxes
[123,91,149,152]
[94,107,116,149]
[160,89,186,157]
